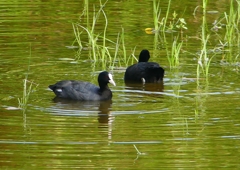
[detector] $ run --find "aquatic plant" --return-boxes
[153,0,163,32]
[73,0,114,62]
[152,0,187,34]
[196,0,215,80]
[121,27,127,65]
[72,0,135,70]
[18,44,38,113]
[168,36,183,68]
[152,0,186,69]
[195,0,240,78]
[18,78,38,112]
[223,0,240,63]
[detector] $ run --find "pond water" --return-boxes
[0,0,240,169]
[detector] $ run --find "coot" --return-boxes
[49,71,116,101]
[124,49,164,83]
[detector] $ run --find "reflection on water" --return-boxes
[124,82,164,99]
[50,98,114,139]
[51,97,113,123]
[125,82,164,92]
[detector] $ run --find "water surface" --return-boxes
[0,0,240,169]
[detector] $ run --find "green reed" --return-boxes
[153,0,161,32]
[223,0,240,63]
[152,0,186,69]
[72,23,83,49]
[196,0,215,79]
[72,0,89,49]
[18,78,38,112]
[121,27,127,65]
[72,0,137,69]
[73,0,112,61]
[84,0,89,30]
[110,32,120,69]
[168,36,183,68]
[18,44,38,112]
[152,0,172,33]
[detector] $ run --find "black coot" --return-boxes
[49,71,116,101]
[124,49,164,83]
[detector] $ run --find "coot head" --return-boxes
[138,49,150,62]
[98,71,116,90]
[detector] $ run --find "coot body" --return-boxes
[124,50,164,83]
[49,71,116,101]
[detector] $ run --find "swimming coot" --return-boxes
[49,71,116,101]
[124,49,164,83]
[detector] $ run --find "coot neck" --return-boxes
[138,55,150,62]
[99,83,109,92]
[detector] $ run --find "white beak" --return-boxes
[108,73,116,86]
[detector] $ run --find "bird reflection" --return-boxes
[125,81,164,92]
[97,100,112,123]
[52,97,113,124]
[51,98,114,140]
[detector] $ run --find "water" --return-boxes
[1,0,240,169]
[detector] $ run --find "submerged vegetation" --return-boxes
[72,0,240,76]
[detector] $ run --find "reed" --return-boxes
[72,0,89,50]
[168,36,183,68]
[153,0,162,32]
[73,0,111,61]
[163,0,171,32]
[84,0,89,30]
[107,26,132,70]
[72,23,83,49]
[152,0,172,33]
[100,1,110,62]
[18,44,38,113]
[196,0,215,80]
[18,78,38,112]
[223,0,240,63]
[121,27,127,65]
[152,1,187,69]
[110,32,120,69]
[72,0,135,69]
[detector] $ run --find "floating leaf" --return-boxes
[145,28,155,34]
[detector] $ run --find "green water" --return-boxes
[0,0,240,169]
